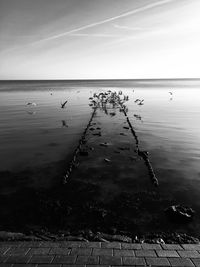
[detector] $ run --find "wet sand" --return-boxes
[0,90,199,243]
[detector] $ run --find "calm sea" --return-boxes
[0,79,200,224]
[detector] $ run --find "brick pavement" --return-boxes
[1,241,200,266]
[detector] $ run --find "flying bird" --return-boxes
[138,100,144,105]
[134,99,140,103]
[61,100,68,108]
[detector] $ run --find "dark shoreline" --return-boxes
[1,167,199,244]
[0,184,199,245]
[0,154,199,244]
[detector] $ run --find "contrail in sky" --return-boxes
[112,24,148,31]
[69,33,122,38]
[33,0,173,45]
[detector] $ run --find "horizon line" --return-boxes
[0,78,200,82]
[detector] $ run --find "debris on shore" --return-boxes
[165,205,195,223]
[0,230,199,244]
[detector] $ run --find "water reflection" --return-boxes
[134,114,142,122]
[61,120,68,127]
[27,111,37,115]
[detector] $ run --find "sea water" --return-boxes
[0,79,200,209]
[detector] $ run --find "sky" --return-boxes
[0,0,200,80]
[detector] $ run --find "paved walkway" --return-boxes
[1,241,200,266]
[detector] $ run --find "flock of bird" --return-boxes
[86,89,159,187]
[25,88,175,187]
[135,99,144,105]
[26,89,174,112]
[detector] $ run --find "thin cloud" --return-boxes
[106,29,163,47]
[32,0,173,45]
[113,24,145,31]
[68,33,122,38]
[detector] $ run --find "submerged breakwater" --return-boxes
[63,89,158,187]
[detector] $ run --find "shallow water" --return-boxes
[1,79,200,234]
[0,82,94,171]
[125,86,200,235]
[1,80,199,171]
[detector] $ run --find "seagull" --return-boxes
[61,100,68,108]
[137,99,144,105]
[134,99,140,103]
[27,102,37,106]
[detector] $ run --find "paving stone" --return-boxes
[113,249,134,257]
[79,242,101,248]
[135,249,157,257]
[0,243,9,248]
[122,256,145,266]
[40,242,61,248]
[0,247,10,255]
[0,256,8,263]
[182,245,200,251]
[53,255,77,264]
[49,248,71,255]
[145,257,170,266]
[141,243,162,250]
[2,241,200,267]
[121,243,142,250]
[0,242,22,248]
[161,244,183,250]
[29,255,54,263]
[71,248,92,255]
[191,258,200,267]
[101,242,121,249]
[5,248,30,256]
[156,249,180,257]
[60,242,82,248]
[169,257,195,266]
[76,255,99,264]
[5,256,31,264]
[28,248,50,255]
[21,242,41,248]
[12,264,36,267]
[99,255,122,265]
[178,250,200,258]
[93,248,113,256]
